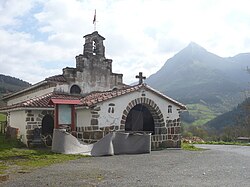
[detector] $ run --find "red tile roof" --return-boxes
[0,92,81,111]
[0,84,186,112]
[80,85,141,106]
[80,84,186,110]
[45,75,67,82]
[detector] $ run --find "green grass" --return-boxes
[186,103,218,126]
[0,114,6,122]
[195,141,250,146]
[0,134,87,175]
[181,142,204,151]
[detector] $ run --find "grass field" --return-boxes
[0,114,6,122]
[181,142,204,151]
[0,134,87,176]
[186,103,218,126]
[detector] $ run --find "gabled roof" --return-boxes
[80,84,186,110]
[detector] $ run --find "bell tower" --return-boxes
[73,31,123,94]
[83,31,105,57]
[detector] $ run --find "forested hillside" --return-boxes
[204,98,250,140]
[0,74,31,106]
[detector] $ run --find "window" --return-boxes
[70,85,81,94]
[92,40,97,55]
[141,90,146,97]
[168,105,172,113]
[108,103,115,113]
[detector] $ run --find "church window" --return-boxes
[141,90,146,97]
[168,105,172,113]
[70,85,81,94]
[108,103,115,113]
[92,40,97,55]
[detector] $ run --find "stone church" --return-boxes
[0,31,186,149]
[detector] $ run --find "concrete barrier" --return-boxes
[52,129,151,156]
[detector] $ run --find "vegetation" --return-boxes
[181,142,204,151]
[181,97,250,142]
[183,104,217,126]
[0,74,31,108]
[0,74,30,94]
[193,141,250,146]
[0,134,87,176]
[0,114,6,122]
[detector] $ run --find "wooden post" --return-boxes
[54,104,59,129]
[71,105,76,132]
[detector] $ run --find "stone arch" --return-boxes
[121,97,165,134]
[41,114,54,135]
[41,112,54,146]
[70,84,81,94]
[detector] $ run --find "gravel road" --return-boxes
[1,145,250,187]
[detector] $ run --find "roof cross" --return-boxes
[136,72,146,85]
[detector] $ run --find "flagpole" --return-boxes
[93,9,96,31]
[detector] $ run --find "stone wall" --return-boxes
[76,125,121,143]
[25,110,53,147]
[151,118,181,149]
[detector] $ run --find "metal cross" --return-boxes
[136,72,146,85]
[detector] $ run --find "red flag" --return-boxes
[93,9,96,24]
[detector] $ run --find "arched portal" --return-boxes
[121,98,165,135]
[41,114,54,135]
[125,104,155,133]
[41,114,54,146]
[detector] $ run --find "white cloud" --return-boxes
[1,0,250,84]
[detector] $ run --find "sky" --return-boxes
[1,0,250,84]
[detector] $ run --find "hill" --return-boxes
[204,98,250,138]
[146,42,250,126]
[205,98,250,131]
[0,74,31,106]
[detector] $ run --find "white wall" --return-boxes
[76,109,92,127]
[97,89,180,127]
[9,110,26,142]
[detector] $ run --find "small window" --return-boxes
[92,41,97,55]
[168,105,172,113]
[70,85,81,94]
[141,90,146,97]
[108,103,115,113]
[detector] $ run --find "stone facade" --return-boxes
[76,96,182,149]
[62,31,123,94]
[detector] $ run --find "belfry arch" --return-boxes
[121,97,165,134]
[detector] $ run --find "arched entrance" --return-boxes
[41,114,54,146]
[121,98,165,135]
[125,104,155,133]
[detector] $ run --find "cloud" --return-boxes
[1,0,250,84]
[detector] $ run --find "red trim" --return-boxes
[54,104,59,129]
[71,105,76,132]
[49,99,81,105]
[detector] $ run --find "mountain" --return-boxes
[0,74,31,106]
[146,42,250,126]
